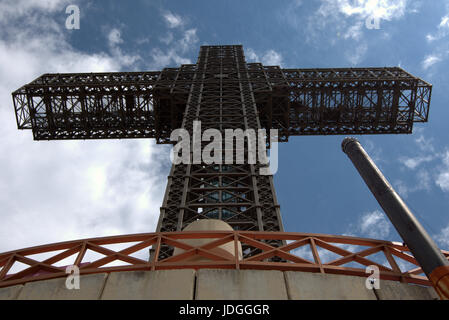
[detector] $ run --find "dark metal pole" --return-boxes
[342,137,449,298]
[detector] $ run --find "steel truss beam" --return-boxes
[13,60,431,142]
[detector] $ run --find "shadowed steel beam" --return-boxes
[12,66,432,141]
[342,137,449,299]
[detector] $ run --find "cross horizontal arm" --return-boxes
[12,65,432,142]
[12,71,171,141]
[249,65,431,139]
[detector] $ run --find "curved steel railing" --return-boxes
[1,231,448,288]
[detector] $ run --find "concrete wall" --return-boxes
[195,269,288,300]
[374,279,439,300]
[0,269,439,300]
[16,273,107,300]
[285,271,377,300]
[101,269,195,300]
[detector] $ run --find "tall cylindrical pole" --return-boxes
[342,137,449,299]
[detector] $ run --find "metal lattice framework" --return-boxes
[1,231,448,289]
[13,51,431,142]
[11,45,433,261]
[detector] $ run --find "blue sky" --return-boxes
[1,0,449,261]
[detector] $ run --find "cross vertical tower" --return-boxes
[157,45,283,239]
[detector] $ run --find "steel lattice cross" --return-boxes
[12,45,432,259]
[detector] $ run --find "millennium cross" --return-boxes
[12,45,431,259]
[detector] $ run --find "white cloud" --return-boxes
[345,43,368,65]
[107,28,123,46]
[261,50,283,66]
[436,151,449,192]
[0,0,69,21]
[426,34,436,42]
[422,54,442,70]
[105,28,141,69]
[426,15,449,43]
[356,210,392,239]
[0,1,170,254]
[160,32,174,45]
[178,29,198,53]
[149,47,192,69]
[423,7,449,70]
[393,168,431,198]
[396,134,449,195]
[434,224,449,249]
[344,22,364,40]
[440,15,449,28]
[296,0,412,64]
[394,179,411,198]
[342,210,393,241]
[245,48,283,66]
[148,12,199,69]
[245,48,259,61]
[436,172,449,192]
[415,134,435,153]
[417,169,431,190]
[317,0,408,21]
[399,135,449,194]
[163,11,184,29]
[311,0,410,34]
[400,155,433,170]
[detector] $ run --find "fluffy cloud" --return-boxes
[440,15,449,28]
[106,28,141,68]
[345,43,368,65]
[355,210,392,239]
[392,132,449,195]
[394,169,431,198]
[313,0,410,34]
[344,22,364,40]
[245,48,283,66]
[0,0,69,21]
[261,50,283,66]
[163,11,184,29]
[399,147,449,194]
[414,133,435,153]
[426,14,449,43]
[149,13,199,69]
[436,151,449,192]
[434,224,449,249]
[107,28,123,46]
[149,47,192,70]
[297,0,412,64]
[178,29,199,53]
[436,172,449,192]
[422,55,442,70]
[400,155,434,170]
[322,0,408,20]
[422,4,449,70]
[0,1,170,255]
